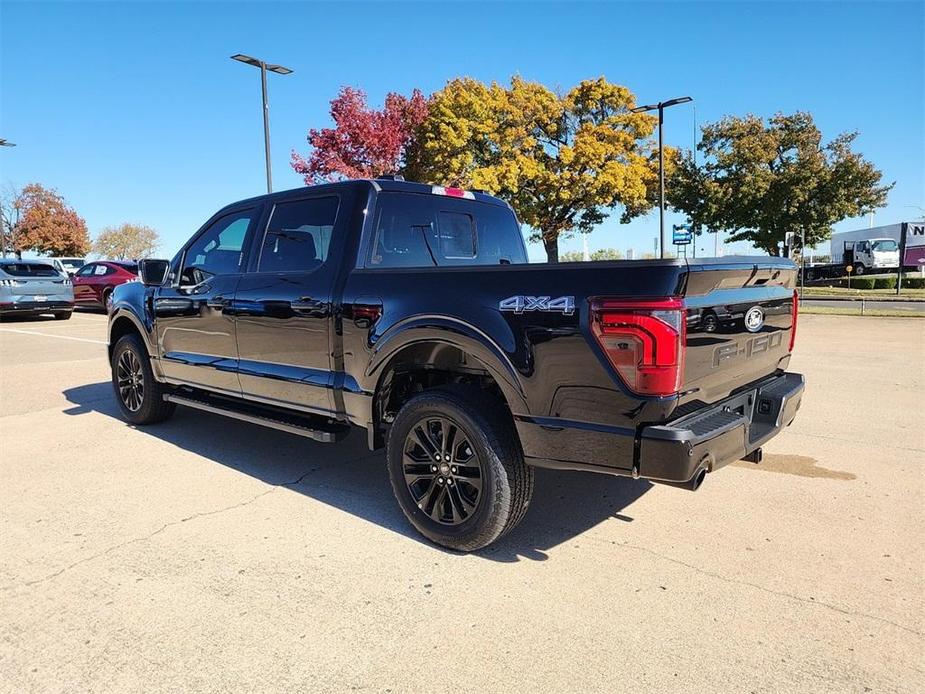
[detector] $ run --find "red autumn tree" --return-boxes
[2,183,90,257]
[291,86,428,183]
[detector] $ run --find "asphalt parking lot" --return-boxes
[1,311,922,693]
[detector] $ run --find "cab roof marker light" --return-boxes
[432,186,475,200]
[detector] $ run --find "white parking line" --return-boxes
[0,328,107,345]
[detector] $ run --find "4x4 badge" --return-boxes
[499,295,576,315]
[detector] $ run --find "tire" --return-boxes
[854,264,865,276]
[386,386,533,551]
[111,334,175,425]
[102,288,113,312]
[701,312,718,333]
[54,311,72,320]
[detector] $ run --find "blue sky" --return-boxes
[1,1,922,261]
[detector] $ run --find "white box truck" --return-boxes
[804,222,924,279]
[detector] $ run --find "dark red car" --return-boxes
[73,260,139,310]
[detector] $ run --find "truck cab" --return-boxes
[844,238,900,275]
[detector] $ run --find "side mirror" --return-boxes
[138,258,170,286]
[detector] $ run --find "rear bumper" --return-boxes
[0,300,74,314]
[516,372,805,486]
[637,372,804,485]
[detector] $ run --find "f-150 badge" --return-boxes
[499,295,576,315]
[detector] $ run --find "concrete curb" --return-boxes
[799,294,925,303]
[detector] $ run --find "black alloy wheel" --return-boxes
[110,334,175,425]
[386,386,534,551]
[117,348,145,412]
[402,416,483,526]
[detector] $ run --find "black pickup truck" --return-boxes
[108,178,804,550]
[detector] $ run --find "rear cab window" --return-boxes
[0,263,60,277]
[368,193,526,268]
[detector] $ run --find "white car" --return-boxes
[47,257,87,277]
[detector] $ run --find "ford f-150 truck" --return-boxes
[108,178,804,550]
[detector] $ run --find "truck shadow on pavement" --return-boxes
[63,381,652,563]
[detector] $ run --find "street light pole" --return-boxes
[231,54,293,194]
[631,96,693,258]
[259,62,273,193]
[658,105,665,258]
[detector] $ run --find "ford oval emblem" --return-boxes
[744,306,765,333]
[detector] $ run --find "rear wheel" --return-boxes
[103,288,113,312]
[386,386,533,551]
[111,334,175,424]
[701,312,718,333]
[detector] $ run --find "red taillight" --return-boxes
[789,289,799,352]
[431,185,475,199]
[590,297,686,397]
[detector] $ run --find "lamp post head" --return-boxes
[231,53,262,67]
[231,54,293,75]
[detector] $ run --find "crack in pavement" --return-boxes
[4,455,380,592]
[6,450,920,639]
[585,532,923,637]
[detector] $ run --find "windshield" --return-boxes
[871,240,898,252]
[60,258,86,269]
[0,263,61,277]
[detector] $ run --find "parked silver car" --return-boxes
[0,259,75,320]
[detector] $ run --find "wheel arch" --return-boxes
[108,309,160,377]
[366,319,528,449]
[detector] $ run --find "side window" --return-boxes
[437,212,476,259]
[370,194,437,268]
[257,197,338,273]
[76,264,95,277]
[181,210,253,286]
[94,264,110,276]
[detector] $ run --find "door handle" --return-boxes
[290,297,325,313]
[154,297,194,315]
[206,296,228,310]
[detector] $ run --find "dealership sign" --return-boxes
[903,222,925,266]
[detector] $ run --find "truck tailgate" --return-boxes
[681,259,797,406]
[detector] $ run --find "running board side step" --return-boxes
[163,393,348,443]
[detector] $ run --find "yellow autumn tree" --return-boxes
[407,76,663,262]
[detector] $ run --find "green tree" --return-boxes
[590,247,623,261]
[560,247,623,262]
[668,112,892,256]
[410,76,662,262]
[93,223,160,259]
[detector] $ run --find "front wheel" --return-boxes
[111,334,175,425]
[386,387,533,551]
[854,263,866,276]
